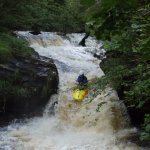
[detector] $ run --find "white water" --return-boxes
[0,32,140,150]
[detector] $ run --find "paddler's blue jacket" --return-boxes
[77,74,88,84]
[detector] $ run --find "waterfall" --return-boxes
[0,31,140,150]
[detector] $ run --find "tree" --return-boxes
[80,0,150,142]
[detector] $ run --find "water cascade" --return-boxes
[0,32,140,150]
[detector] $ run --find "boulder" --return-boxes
[0,51,59,125]
[79,33,89,46]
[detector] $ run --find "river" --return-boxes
[0,32,140,150]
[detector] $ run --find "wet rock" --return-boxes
[30,26,41,35]
[93,51,106,60]
[79,33,89,46]
[0,51,59,125]
[30,31,41,35]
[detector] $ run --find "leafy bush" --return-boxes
[81,0,150,143]
[0,33,33,63]
[0,43,12,63]
[140,114,150,141]
[0,0,84,32]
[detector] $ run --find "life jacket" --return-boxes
[77,75,88,84]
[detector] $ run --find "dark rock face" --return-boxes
[100,51,149,127]
[79,33,89,46]
[79,33,90,47]
[0,51,59,125]
[30,25,41,35]
[29,31,41,35]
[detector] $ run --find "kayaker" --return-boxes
[76,70,88,89]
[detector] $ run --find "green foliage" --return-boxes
[125,77,150,108]
[140,114,150,141]
[0,0,84,32]
[0,80,31,99]
[85,77,111,103]
[80,0,95,7]
[88,77,109,91]
[0,33,33,63]
[0,44,12,63]
[96,102,107,112]
[81,0,150,142]
[48,0,84,32]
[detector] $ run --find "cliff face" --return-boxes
[0,51,59,125]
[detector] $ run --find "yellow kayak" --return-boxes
[73,89,88,102]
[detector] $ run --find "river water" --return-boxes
[0,32,140,150]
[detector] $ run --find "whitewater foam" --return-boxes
[0,32,141,150]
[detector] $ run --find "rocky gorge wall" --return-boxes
[0,51,59,125]
[100,51,150,128]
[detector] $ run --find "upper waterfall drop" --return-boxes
[0,31,140,150]
[17,31,104,89]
